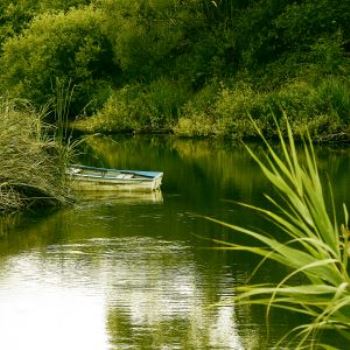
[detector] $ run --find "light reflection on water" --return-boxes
[0,251,108,350]
[0,237,247,350]
[0,135,348,349]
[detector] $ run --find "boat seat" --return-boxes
[116,174,134,179]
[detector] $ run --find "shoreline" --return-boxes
[70,124,350,144]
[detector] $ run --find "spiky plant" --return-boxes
[207,118,350,349]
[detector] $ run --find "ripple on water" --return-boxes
[0,235,246,349]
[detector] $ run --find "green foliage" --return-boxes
[0,0,349,134]
[233,0,350,69]
[174,112,217,137]
[73,78,190,132]
[101,0,206,81]
[0,0,37,47]
[141,78,189,128]
[275,0,350,49]
[0,6,117,116]
[0,0,92,48]
[207,120,350,347]
[174,81,220,137]
[175,78,349,138]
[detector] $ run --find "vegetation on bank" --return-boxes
[0,0,349,138]
[209,120,350,347]
[0,100,73,212]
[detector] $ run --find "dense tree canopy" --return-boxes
[0,0,349,135]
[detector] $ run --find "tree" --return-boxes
[0,6,119,116]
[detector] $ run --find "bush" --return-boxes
[73,85,139,133]
[174,78,349,138]
[102,0,189,81]
[0,0,93,49]
[0,6,118,117]
[72,78,190,133]
[316,78,350,123]
[174,112,217,137]
[140,78,189,129]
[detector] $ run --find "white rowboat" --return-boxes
[67,165,163,192]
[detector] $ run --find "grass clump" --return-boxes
[0,99,73,212]
[207,118,350,348]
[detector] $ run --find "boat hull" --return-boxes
[69,176,162,192]
[67,165,163,192]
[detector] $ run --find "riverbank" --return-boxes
[70,78,350,140]
[0,101,72,212]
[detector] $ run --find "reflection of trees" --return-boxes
[169,139,267,201]
[80,134,171,172]
[83,135,350,208]
[107,304,242,349]
[0,231,249,349]
[0,214,20,238]
[0,210,68,258]
[0,191,164,259]
[81,135,267,203]
[102,237,245,350]
[313,146,350,206]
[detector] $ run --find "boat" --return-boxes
[66,165,163,192]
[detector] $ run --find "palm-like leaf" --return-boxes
[208,117,350,348]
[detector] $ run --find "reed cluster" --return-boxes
[208,119,350,348]
[0,99,73,212]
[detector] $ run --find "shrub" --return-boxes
[73,85,139,133]
[73,78,190,133]
[140,78,189,129]
[0,6,118,117]
[174,78,349,138]
[0,0,93,50]
[174,112,217,137]
[102,0,188,81]
[316,78,350,123]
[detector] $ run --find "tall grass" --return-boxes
[207,118,350,348]
[49,78,82,181]
[0,98,73,212]
[52,78,74,143]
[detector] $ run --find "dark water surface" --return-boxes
[0,136,349,350]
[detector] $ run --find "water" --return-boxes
[0,135,349,350]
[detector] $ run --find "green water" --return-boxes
[0,135,349,350]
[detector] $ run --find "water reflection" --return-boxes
[0,135,348,349]
[100,237,244,349]
[74,189,164,204]
[0,235,246,349]
[0,250,108,350]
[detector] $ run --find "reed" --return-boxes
[207,117,350,348]
[0,98,73,212]
[52,77,74,143]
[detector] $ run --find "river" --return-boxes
[0,135,349,349]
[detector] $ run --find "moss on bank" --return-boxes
[0,100,72,212]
